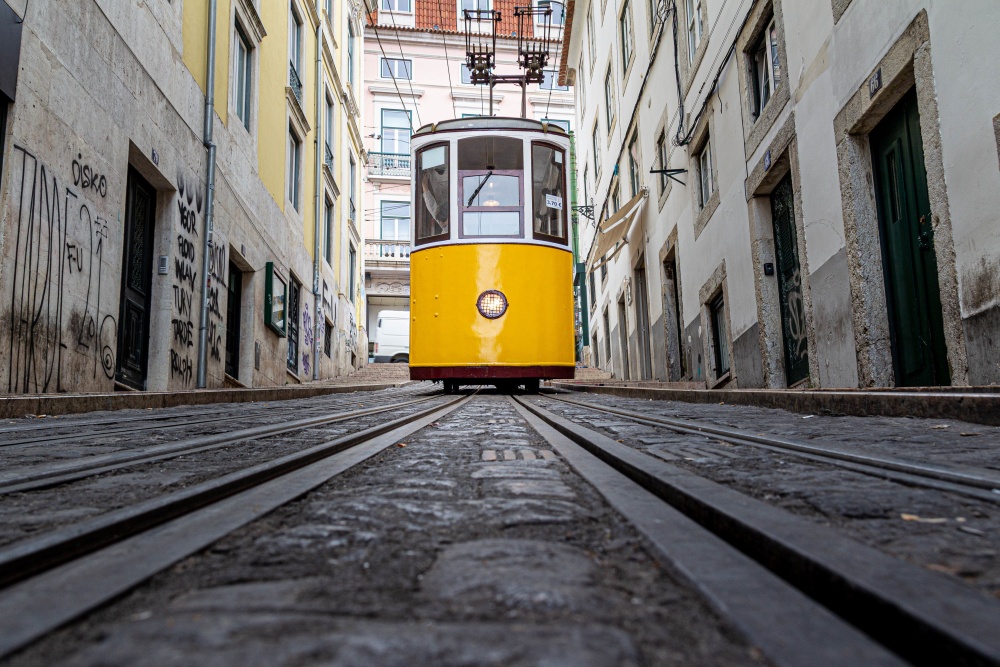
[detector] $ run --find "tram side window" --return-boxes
[458,136,524,238]
[415,144,450,244]
[531,143,568,243]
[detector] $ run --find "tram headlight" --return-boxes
[477,290,508,319]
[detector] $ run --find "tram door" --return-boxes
[870,88,949,387]
[770,174,809,385]
[116,168,156,390]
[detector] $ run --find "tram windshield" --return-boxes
[415,144,450,243]
[458,137,524,238]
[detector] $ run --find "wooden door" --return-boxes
[870,89,950,386]
[770,174,809,385]
[116,169,156,389]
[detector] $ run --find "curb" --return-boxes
[551,382,1000,426]
[0,382,419,419]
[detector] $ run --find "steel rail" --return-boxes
[0,392,472,660]
[545,394,1000,496]
[0,395,442,495]
[514,395,1000,667]
[0,394,468,596]
[0,385,431,445]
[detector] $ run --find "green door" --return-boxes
[870,89,950,387]
[770,174,809,385]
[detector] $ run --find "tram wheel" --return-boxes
[523,379,540,394]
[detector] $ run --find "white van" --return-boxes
[372,310,410,363]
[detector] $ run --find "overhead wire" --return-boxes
[368,11,415,132]
[383,3,424,128]
[435,0,460,118]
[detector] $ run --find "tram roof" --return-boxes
[412,117,569,138]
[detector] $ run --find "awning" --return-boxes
[587,190,647,272]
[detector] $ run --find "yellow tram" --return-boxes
[408,117,575,392]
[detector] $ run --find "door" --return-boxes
[769,174,809,385]
[225,261,242,378]
[663,257,686,379]
[116,168,156,389]
[633,265,653,379]
[870,88,950,387]
[617,298,631,380]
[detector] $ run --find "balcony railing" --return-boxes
[365,239,411,261]
[367,152,411,177]
[324,143,334,171]
[289,62,303,103]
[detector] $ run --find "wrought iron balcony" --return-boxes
[289,62,303,104]
[325,143,334,171]
[365,239,411,262]
[367,152,411,178]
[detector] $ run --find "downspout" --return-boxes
[312,2,323,380]
[196,0,219,388]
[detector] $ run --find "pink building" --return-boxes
[361,1,576,354]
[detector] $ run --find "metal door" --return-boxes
[870,89,949,387]
[769,174,809,385]
[116,169,156,389]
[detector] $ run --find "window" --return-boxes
[578,57,586,113]
[538,0,566,25]
[583,165,590,207]
[381,109,412,155]
[381,57,413,79]
[620,0,633,73]
[542,118,570,132]
[234,25,252,130]
[348,245,357,302]
[289,4,303,75]
[532,143,567,243]
[287,278,301,372]
[656,131,668,192]
[324,198,334,262]
[381,201,412,240]
[592,122,601,171]
[749,17,781,120]
[349,153,357,222]
[601,260,608,284]
[711,294,730,377]
[589,271,597,306]
[382,0,412,10]
[459,136,523,238]
[325,92,335,162]
[627,132,640,196]
[326,0,333,22]
[264,263,287,335]
[604,66,615,131]
[462,0,492,12]
[686,0,703,63]
[347,22,355,86]
[540,69,568,91]
[415,143,450,243]
[287,126,302,210]
[648,0,660,31]
[460,64,474,84]
[587,6,597,70]
[696,137,714,208]
[611,182,621,213]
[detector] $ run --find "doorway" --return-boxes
[617,297,630,380]
[870,88,949,387]
[116,168,156,390]
[225,261,242,379]
[633,264,653,379]
[769,174,809,385]
[663,254,686,379]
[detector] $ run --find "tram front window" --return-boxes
[458,136,524,238]
[532,143,568,243]
[415,144,450,244]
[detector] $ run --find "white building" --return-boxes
[565,0,1000,388]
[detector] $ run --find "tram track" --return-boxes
[0,392,472,659]
[512,394,1000,667]
[544,393,1000,501]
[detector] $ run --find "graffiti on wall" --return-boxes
[302,305,313,376]
[5,145,118,393]
[171,174,201,386]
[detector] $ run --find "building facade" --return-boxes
[0,0,366,394]
[567,0,1000,388]
[361,0,575,352]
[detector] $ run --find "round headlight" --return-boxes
[477,290,508,319]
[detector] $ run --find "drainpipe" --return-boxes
[196,0,219,388]
[312,1,323,380]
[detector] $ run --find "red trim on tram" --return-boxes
[409,366,576,381]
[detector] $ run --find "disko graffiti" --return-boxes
[5,145,118,393]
